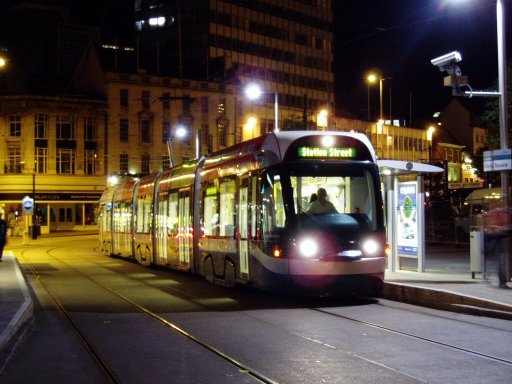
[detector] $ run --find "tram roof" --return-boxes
[207,130,375,166]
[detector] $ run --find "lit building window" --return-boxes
[9,115,22,136]
[56,114,75,140]
[34,113,48,139]
[35,148,48,174]
[120,154,129,174]
[56,148,75,174]
[141,153,150,174]
[85,116,97,141]
[141,119,151,143]
[120,118,129,142]
[84,150,97,175]
[7,145,21,173]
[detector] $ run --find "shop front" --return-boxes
[0,192,102,236]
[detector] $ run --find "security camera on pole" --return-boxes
[430,0,509,286]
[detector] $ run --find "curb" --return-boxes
[382,282,512,321]
[0,255,33,366]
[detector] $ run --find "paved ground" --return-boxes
[1,232,511,372]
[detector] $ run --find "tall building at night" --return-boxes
[129,0,335,131]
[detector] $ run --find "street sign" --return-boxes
[483,150,494,172]
[22,196,34,215]
[493,148,512,171]
[483,149,512,172]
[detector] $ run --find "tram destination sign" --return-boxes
[298,146,356,159]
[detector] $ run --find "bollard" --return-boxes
[470,226,484,279]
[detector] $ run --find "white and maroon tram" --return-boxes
[98,131,387,295]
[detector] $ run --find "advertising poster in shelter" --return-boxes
[397,181,418,257]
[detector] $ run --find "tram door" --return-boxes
[178,190,191,268]
[238,177,251,280]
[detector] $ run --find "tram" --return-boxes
[98,131,387,295]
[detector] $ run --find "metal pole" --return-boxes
[379,77,383,120]
[32,170,37,239]
[497,0,509,207]
[274,92,279,132]
[195,129,200,159]
[497,0,510,285]
[234,95,238,143]
[367,85,371,121]
[166,138,174,168]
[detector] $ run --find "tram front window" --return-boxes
[292,170,377,232]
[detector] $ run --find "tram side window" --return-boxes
[136,195,152,233]
[136,199,144,233]
[219,178,236,237]
[203,183,219,236]
[122,202,131,232]
[168,192,178,235]
[261,172,285,241]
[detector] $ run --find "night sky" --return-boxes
[333,0,512,126]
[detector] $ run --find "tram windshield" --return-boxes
[292,168,378,232]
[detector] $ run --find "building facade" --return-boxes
[0,95,107,235]
[129,0,335,129]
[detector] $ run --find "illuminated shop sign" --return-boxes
[297,146,356,158]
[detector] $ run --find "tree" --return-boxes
[481,65,512,149]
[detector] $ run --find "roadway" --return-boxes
[1,235,512,383]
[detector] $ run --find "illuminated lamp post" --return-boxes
[107,174,119,187]
[166,124,187,168]
[427,126,436,197]
[367,72,393,122]
[244,116,258,141]
[366,73,377,121]
[317,109,328,130]
[245,83,279,132]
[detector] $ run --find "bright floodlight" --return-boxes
[245,83,262,100]
[107,174,118,186]
[367,73,378,83]
[175,125,187,138]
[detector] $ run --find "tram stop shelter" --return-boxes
[378,160,444,273]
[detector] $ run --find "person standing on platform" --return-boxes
[483,207,512,288]
[0,214,8,262]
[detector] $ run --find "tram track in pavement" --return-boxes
[17,242,276,384]
[14,239,512,383]
[84,250,512,375]
[308,304,512,367]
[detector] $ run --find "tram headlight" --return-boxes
[362,239,379,256]
[299,238,318,258]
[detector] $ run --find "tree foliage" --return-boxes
[481,66,512,149]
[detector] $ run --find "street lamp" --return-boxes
[166,124,187,168]
[244,116,258,140]
[317,109,328,130]
[426,126,436,198]
[244,83,279,132]
[367,73,392,122]
[366,73,377,121]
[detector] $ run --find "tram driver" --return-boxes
[307,188,338,214]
